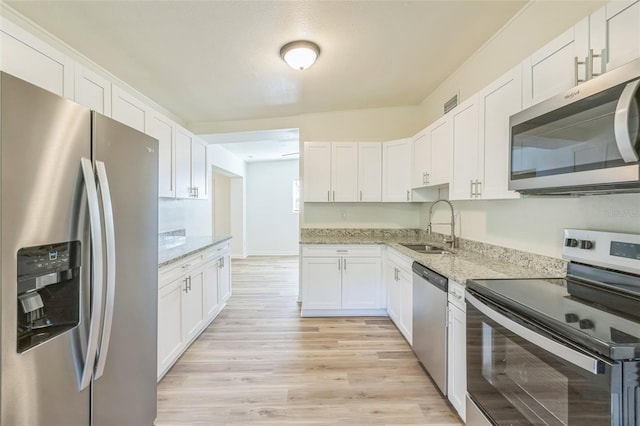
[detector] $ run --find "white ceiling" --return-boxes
[7,0,528,125]
[202,128,300,163]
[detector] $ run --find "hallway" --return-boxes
[156,256,461,425]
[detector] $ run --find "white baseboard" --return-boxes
[300,308,388,317]
[247,251,299,256]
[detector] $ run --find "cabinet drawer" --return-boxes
[302,244,382,258]
[159,251,204,287]
[204,242,230,262]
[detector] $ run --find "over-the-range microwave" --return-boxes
[509,57,640,195]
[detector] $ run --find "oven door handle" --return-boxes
[466,293,604,375]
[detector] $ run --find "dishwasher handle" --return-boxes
[412,262,448,292]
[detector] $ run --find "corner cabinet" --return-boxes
[300,245,385,316]
[157,240,231,380]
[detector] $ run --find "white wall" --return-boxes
[246,159,300,255]
[213,172,231,235]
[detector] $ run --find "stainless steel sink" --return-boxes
[399,243,449,255]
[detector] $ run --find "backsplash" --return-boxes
[158,228,186,249]
[159,198,211,236]
[300,228,567,277]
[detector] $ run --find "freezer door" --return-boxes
[1,72,92,425]
[91,112,158,426]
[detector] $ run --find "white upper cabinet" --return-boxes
[175,127,194,199]
[111,85,149,133]
[0,18,74,99]
[358,142,382,202]
[428,116,453,187]
[591,1,640,72]
[74,64,111,115]
[522,23,588,108]
[303,142,332,202]
[191,138,208,199]
[478,66,522,200]
[450,95,480,200]
[523,1,640,108]
[331,142,359,202]
[174,126,208,199]
[149,112,175,198]
[412,129,430,188]
[303,141,382,202]
[382,138,413,202]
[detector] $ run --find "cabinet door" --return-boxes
[479,65,522,200]
[158,278,183,378]
[191,138,208,199]
[74,65,111,115]
[0,20,74,98]
[175,127,193,199]
[303,142,332,202]
[111,85,148,133]
[341,257,382,309]
[331,142,358,201]
[302,257,342,310]
[603,1,640,71]
[203,259,220,320]
[182,267,205,343]
[382,138,412,202]
[412,130,430,188]
[447,303,467,421]
[386,262,401,323]
[450,96,479,200]
[358,142,382,201]
[522,25,587,108]
[219,254,231,303]
[398,265,413,345]
[149,113,175,198]
[429,116,453,187]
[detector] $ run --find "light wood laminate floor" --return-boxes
[156,256,462,426]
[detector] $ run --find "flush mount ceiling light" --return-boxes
[280,40,320,71]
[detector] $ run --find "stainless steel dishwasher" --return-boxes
[412,261,448,395]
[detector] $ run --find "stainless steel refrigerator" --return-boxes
[0,72,158,425]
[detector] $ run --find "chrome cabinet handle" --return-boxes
[406,190,410,201]
[338,258,341,270]
[327,190,330,202]
[466,293,605,375]
[360,190,362,201]
[79,158,105,391]
[183,278,189,293]
[614,79,640,163]
[333,190,335,201]
[343,258,347,270]
[425,172,429,185]
[475,179,482,198]
[181,263,191,270]
[94,161,116,380]
[188,276,192,291]
[587,48,604,80]
[470,180,474,197]
[422,172,427,185]
[451,290,463,301]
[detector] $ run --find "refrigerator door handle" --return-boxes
[94,161,116,380]
[79,158,105,391]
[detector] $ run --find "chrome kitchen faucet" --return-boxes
[426,199,456,250]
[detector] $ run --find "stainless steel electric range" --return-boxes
[465,229,640,426]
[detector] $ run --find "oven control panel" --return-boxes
[563,229,640,275]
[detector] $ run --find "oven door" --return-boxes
[466,292,622,426]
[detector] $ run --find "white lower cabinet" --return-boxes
[386,247,413,345]
[447,280,466,422]
[301,245,384,316]
[157,240,231,380]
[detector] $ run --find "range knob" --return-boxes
[579,240,594,250]
[565,238,579,248]
[565,313,579,323]
[579,319,594,330]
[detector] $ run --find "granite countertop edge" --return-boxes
[300,237,562,285]
[159,235,232,267]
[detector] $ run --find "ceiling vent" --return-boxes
[444,93,459,114]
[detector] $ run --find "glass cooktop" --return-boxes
[467,275,640,360]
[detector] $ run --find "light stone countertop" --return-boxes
[300,230,565,285]
[159,235,232,267]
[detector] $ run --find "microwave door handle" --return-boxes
[79,158,105,391]
[614,79,640,163]
[466,293,604,375]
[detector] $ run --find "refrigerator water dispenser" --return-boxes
[17,241,81,352]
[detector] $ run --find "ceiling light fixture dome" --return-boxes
[280,40,320,71]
